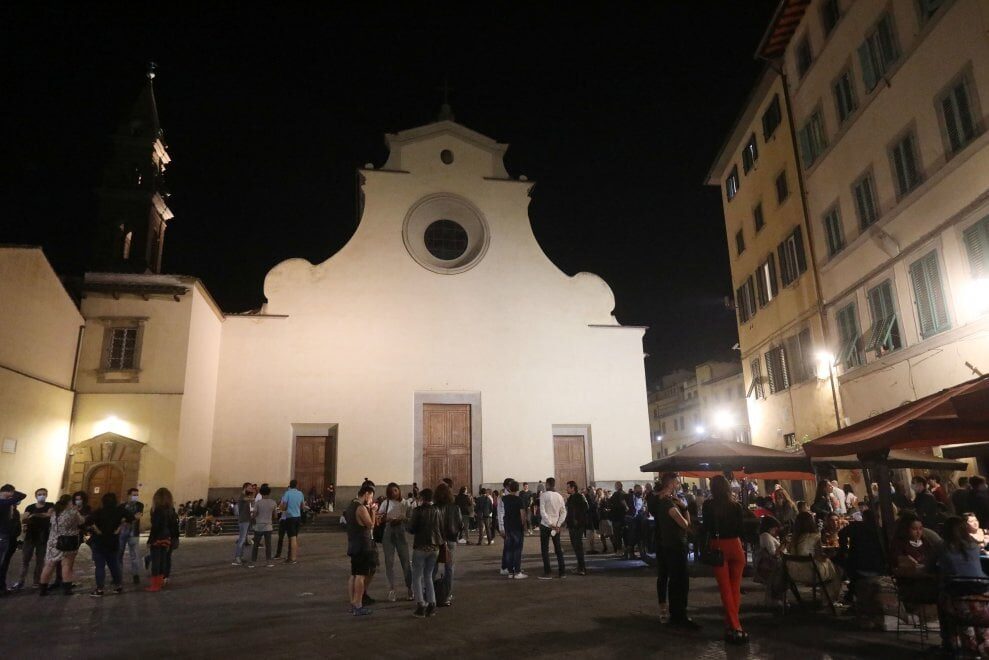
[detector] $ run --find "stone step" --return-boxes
[185,515,342,536]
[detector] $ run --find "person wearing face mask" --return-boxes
[39,494,85,596]
[119,488,145,585]
[12,488,53,591]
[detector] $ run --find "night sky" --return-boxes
[3,3,778,383]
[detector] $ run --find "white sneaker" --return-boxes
[499,568,509,576]
[486,540,492,545]
[388,590,397,602]
[514,572,528,580]
[507,573,515,579]
[457,539,467,545]
[231,558,242,566]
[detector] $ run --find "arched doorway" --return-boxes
[86,463,124,502]
[65,432,144,499]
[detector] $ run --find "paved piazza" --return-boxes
[5,530,922,659]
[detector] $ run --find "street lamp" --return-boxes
[815,350,843,432]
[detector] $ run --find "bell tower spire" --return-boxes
[92,62,173,274]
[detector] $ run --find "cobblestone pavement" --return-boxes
[3,531,927,659]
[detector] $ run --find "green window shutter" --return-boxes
[943,94,962,154]
[910,251,951,338]
[798,125,814,168]
[784,335,803,383]
[956,82,976,144]
[963,217,989,278]
[793,226,808,274]
[858,41,878,92]
[768,253,779,297]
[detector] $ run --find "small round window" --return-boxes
[440,149,454,164]
[423,219,468,260]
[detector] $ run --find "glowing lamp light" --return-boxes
[969,278,989,315]
[94,415,129,436]
[695,425,706,435]
[713,409,734,430]
[655,434,664,442]
[815,351,835,380]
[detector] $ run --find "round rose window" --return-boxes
[423,219,469,260]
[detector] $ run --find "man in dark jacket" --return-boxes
[969,476,989,528]
[951,477,972,516]
[609,483,629,555]
[475,488,493,545]
[565,481,589,575]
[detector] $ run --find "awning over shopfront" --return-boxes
[803,374,989,458]
[640,440,812,475]
[810,449,967,472]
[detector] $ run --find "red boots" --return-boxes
[144,575,164,592]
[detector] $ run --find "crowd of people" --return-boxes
[0,483,178,596]
[6,470,989,653]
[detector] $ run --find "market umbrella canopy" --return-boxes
[810,449,966,471]
[640,440,812,474]
[803,374,989,458]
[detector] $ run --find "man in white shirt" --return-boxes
[537,477,567,580]
[830,481,847,515]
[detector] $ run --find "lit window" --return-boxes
[105,327,138,370]
[742,134,759,173]
[726,166,740,201]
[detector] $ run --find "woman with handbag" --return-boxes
[39,494,84,596]
[145,487,179,593]
[702,475,748,644]
[379,482,413,602]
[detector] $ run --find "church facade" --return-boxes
[0,83,652,503]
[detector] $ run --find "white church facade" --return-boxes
[1,112,652,503]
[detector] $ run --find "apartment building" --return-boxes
[762,0,989,433]
[648,361,751,462]
[707,66,842,455]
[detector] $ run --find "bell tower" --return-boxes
[93,62,173,274]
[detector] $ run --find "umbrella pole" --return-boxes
[872,458,895,548]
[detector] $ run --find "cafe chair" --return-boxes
[780,553,837,615]
[893,576,938,646]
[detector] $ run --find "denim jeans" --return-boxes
[504,528,524,574]
[411,548,438,606]
[93,547,122,588]
[476,516,491,544]
[118,533,141,575]
[382,524,411,590]
[234,522,250,559]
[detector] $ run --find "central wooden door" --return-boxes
[294,435,336,496]
[553,435,587,490]
[423,404,471,493]
[87,464,123,502]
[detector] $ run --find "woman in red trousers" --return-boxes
[702,475,748,644]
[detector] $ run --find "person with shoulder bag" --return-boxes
[380,483,413,602]
[38,493,84,596]
[703,475,748,645]
[408,488,444,617]
[432,483,462,607]
[145,487,179,592]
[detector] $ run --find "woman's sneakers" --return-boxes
[90,588,104,598]
[352,606,373,616]
[413,605,426,618]
[425,604,437,617]
[388,590,397,602]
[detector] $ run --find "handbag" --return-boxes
[437,543,450,564]
[700,505,725,567]
[372,501,388,544]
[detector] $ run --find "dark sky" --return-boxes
[2,3,778,383]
